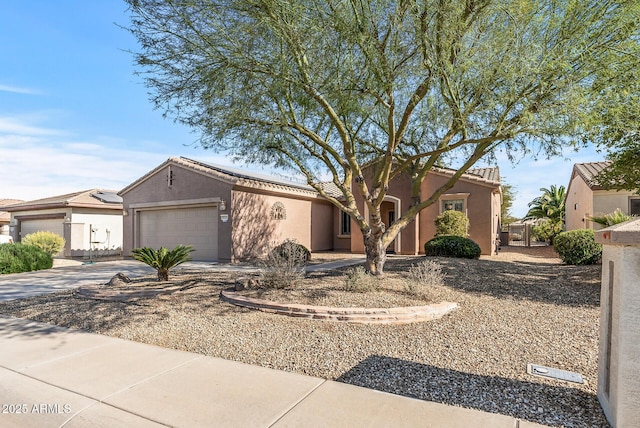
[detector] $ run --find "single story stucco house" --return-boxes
[120,157,501,262]
[6,189,124,257]
[565,161,640,231]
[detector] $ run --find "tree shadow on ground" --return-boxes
[336,355,609,427]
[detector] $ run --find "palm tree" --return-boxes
[131,245,194,281]
[525,185,566,222]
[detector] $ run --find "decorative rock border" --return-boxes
[220,290,457,324]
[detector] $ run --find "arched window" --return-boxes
[271,202,286,220]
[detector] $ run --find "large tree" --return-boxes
[126,0,639,274]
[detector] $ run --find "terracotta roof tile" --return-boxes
[573,161,612,188]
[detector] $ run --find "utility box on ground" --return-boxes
[595,219,640,428]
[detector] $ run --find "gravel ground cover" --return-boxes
[0,247,606,427]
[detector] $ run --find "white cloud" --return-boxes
[0,84,41,95]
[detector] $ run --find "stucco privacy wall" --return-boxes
[595,220,640,428]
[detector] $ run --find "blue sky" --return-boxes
[1,2,605,218]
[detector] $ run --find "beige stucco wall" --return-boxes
[566,173,639,231]
[231,189,314,259]
[311,201,334,251]
[592,190,639,231]
[349,169,499,256]
[332,206,352,251]
[565,174,594,231]
[596,220,640,427]
[419,173,499,255]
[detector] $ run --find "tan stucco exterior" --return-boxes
[120,157,501,261]
[348,167,501,256]
[6,191,123,257]
[566,163,640,231]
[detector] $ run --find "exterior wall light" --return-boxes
[220,199,227,211]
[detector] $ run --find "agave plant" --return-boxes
[131,245,194,281]
[588,209,635,227]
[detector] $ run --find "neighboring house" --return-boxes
[0,199,23,235]
[6,190,124,257]
[120,157,501,262]
[565,161,640,231]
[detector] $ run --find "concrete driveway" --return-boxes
[0,260,158,302]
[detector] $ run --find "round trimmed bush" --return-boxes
[0,243,53,274]
[435,210,469,237]
[553,229,602,265]
[22,231,66,256]
[424,235,481,259]
[269,239,311,264]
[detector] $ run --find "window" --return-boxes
[439,193,469,214]
[340,210,351,235]
[271,202,286,220]
[630,198,640,216]
[441,199,464,212]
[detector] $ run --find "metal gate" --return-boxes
[501,224,531,247]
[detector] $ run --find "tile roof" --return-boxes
[572,161,613,189]
[432,165,501,186]
[5,190,123,211]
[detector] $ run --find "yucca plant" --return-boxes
[131,245,194,281]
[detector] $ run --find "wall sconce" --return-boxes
[574,203,578,210]
[220,199,226,211]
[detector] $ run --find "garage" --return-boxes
[138,205,218,261]
[20,218,65,241]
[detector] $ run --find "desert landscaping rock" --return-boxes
[0,248,607,427]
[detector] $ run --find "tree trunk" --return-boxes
[157,268,169,281]
[364,234,387,275]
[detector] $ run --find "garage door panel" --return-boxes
[139,206,217,261]
[21,219,65,240]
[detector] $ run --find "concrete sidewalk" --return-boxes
[0,316,547,428]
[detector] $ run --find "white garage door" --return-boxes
[20,219,65,241]
[139,206,218,261]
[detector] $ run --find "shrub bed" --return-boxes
[553,229,602,265]
[0,243,53,274]
[424,235,481,259]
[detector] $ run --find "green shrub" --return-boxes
[553,229,602,265]
[131,245,194,281]
[0,243,53,274]
[434,210,470,237]
[344,265,380,292]
[588,209,634,227]
[269,239,311,264]
[424,235,481,259]
[22,231,66,256]
[531,219,564,244]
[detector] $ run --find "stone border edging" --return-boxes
[220,290,457,324]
